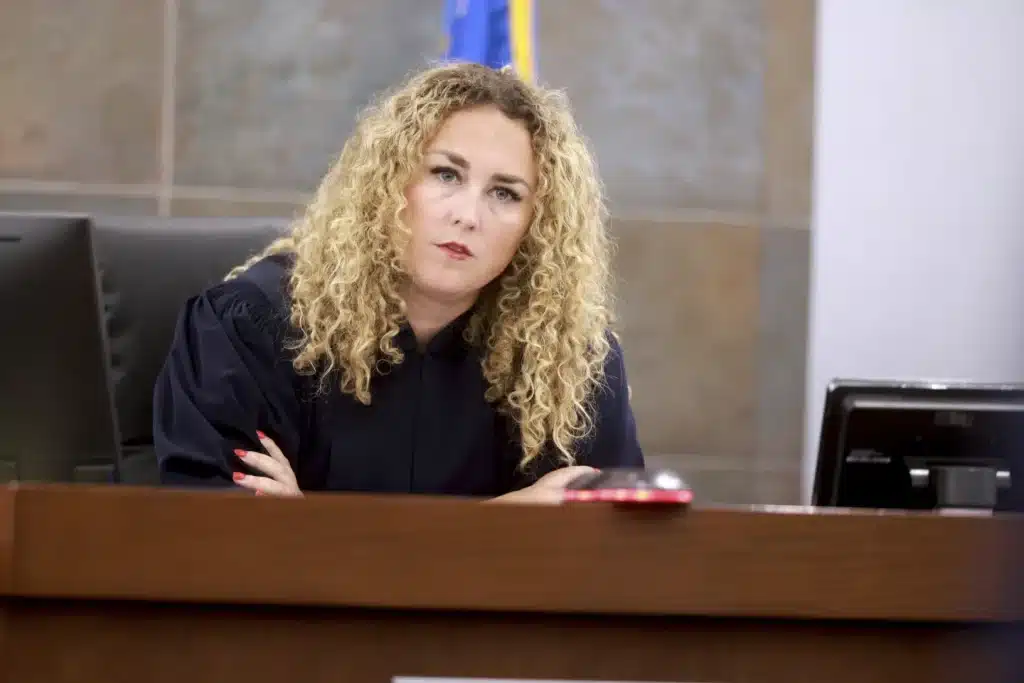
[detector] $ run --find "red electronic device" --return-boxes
[562,468,693,506]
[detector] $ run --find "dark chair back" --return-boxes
[92,216,288,484]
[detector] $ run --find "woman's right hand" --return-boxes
[491,465,597,505]
[232,431,303,497]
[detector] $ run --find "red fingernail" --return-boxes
[232,472,245,482]
[254,490,264,496]
[256,430,266,440]
[234,449,246,458]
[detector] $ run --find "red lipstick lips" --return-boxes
[438,241,473,259]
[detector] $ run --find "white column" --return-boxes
[803,0,1024,501]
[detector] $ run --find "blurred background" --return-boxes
[2,0,1021,505]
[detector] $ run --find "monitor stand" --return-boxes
[909,463,1011,511]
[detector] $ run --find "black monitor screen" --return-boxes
[0,213,121,482]
[813,380,1024,512]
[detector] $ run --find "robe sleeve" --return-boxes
[152,280,303,488]
[576,332,646,469]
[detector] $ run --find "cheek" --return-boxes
[405,183,445,233]
[400,196,434,266]
[482,214,531,272]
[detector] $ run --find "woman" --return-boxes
[153,62,644,502]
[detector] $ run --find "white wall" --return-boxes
[803,0,1024,501]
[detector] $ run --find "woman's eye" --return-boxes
[493,186,522,203]
[432,166,459,183]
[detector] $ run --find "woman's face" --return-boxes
[402,104,536,306]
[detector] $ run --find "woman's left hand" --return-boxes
[232,431,303,497]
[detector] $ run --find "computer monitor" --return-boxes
[812,379,1024,512]
[0,213,121,482]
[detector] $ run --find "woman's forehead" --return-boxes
[426,106,536,183]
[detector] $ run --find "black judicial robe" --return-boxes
[152,254,644,496]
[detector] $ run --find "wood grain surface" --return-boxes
[0,487,12,683]
[8,484,1024,621]
[0,483,1022,683]
[2,599,1021,683]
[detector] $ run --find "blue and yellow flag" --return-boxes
[442,0,536,83]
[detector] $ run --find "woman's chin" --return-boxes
[410,271,483,304]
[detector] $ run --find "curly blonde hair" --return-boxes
[231,62,614,470]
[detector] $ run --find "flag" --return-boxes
[442,0,536,83]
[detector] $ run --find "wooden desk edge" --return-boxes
[4,484,1023,623]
